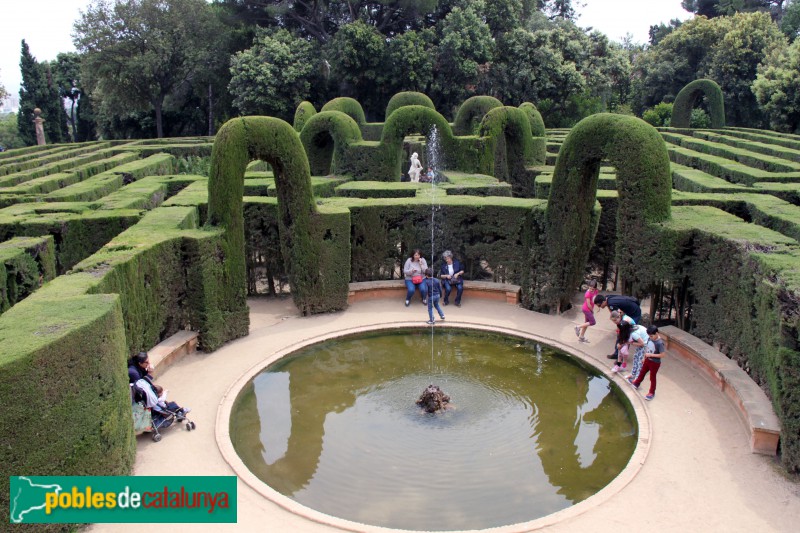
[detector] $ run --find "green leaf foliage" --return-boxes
[293,101,317,132]
[229,28,318,120]
[385,92,436,121]
[753,37,800,133]
[208,116,349,317]
[672,79,726,128]
[544,113,672,309]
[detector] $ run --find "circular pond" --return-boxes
[230,328,637,531]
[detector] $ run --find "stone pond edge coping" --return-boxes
[214,321,652,533]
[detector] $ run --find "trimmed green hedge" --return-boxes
[299,111,363,175]
[672,79,726,129]
[293,101,317,132]
[0,293,134,528]
[209,116,350,318]
[385,91,436,121]
[519,102,547,166]
[544,113,672,310]
[662,205,800,472]
[478,106,534,196]
[453,96,503,135]
[321,97,366,126]
[0,235,55,313]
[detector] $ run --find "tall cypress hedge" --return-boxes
[478,106,534,196]
[385,91,436,121]
[208,116,350,317]
[299,111,363,175]
[452,96,504,135]
[321,97,366,126]
[672,79,726,129]
[544,113,672,310]
[293,101,317,132]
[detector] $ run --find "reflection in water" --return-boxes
[230,329,636,530]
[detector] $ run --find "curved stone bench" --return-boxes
[148,329,198,378]
[347,280,521,305]
[659,325,780,455]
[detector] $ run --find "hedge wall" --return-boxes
[299,111,363,176]
[385,91,436,121]
[662,205,800,471]
[209,116,349,317]
[321,97,366,126]
[544,113,672,310]
[672,79,726,129]
[453,96,503,135]
[293,101,317,132]
[478,106,534,196]
[0,293,135,528]
[0,235,55,314]
[519,102,547,165]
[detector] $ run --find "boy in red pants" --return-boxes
[629,325,665,400]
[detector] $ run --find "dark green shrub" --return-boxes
[452,96,503,135]
[299,111,363,175]
[0,293,135,527]
[293,101,317,132]
[544,113,672,310]
[321,97,366,126]
[519,102,547,167]
[385,92,436,121]
[478,106,534,196]
[672,79,726,129]
[208,116,350,317]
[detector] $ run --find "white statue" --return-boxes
[408,152,422,182]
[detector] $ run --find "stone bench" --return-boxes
[348,280,521,305]
[148,329,198,378]
[659,326,780,455]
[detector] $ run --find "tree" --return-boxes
[325,21,388,117]
[649,19,684,46]
[682,0,787,19]
[432,0,494,116]
[706,12,787,125]
[74,0,222,138]
[781,0,800,39]
[383,29,436,96]
[229,28,318,119]
[51,53,85,142]
[17,40,63,146]
[753,37,800,132]
[0,114,24,150]
[218,0,439,42]
[0,73,7,103]
[487,14,631,126]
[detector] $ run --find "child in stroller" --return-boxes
[128,352,194,441]
[131,379,195,441]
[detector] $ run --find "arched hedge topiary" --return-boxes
[299,111,363,175]
[544,113,672,310]
[321,97,367,126]
[293,101,317,132]
[208,116,350,316]
[452,96,503,135]
[672,79,725,129]
[385,91,436,121]
[519,102,547,165]
[478,106,534,195]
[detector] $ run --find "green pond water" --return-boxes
[230,328,637,531]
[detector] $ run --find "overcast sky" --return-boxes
[0,0,693,97]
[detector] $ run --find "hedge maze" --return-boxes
[2,91,800,521]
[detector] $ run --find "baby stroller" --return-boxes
[131,380,196,442]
